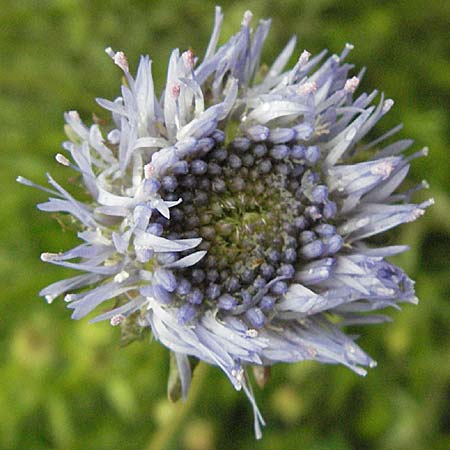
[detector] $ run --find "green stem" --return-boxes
[145,362,209,450]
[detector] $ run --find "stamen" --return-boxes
[183,49,195,70]
[299,81,317,94]
[371,159,395,180]
[382,99,394,113]
[299,50,311,65]
[242,10,253,27]
[41,252,59,262]
[171,83,181,99]
[114,270,130,283]
[344,76,359,93]
[110,314,126,326]
[112,50,129,72]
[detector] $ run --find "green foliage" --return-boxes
[1,1,448,449]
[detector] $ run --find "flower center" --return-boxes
[157,134,342,325]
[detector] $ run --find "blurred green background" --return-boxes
[1,0,449,449]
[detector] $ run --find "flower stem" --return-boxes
[144,361,209,450]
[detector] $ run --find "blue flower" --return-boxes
[18,7,432,438]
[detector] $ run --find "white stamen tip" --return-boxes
[110,314,126,326]
[346,343,357,354]
[246,329,258,338]
[299,50,311,65]
[113,270,129,283]
[45,294,56,304]
[104,47,115,58]
[383,99,394,113]
[345,42,354,50]
[67,110,80,120]
[64,294,75,303]
[410,208,425,221]
[299,81,317,94]
[113,51,129,72]
[171,83,181,99]
[344,76,359,93]
[242,10,253,26]
[144,163,155,179]
[55,153,70,166]
[231,367,245,389]
[41,252,58,262]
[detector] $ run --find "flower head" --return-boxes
[19,7,432,438]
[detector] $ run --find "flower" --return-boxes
[18,7,432,438]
